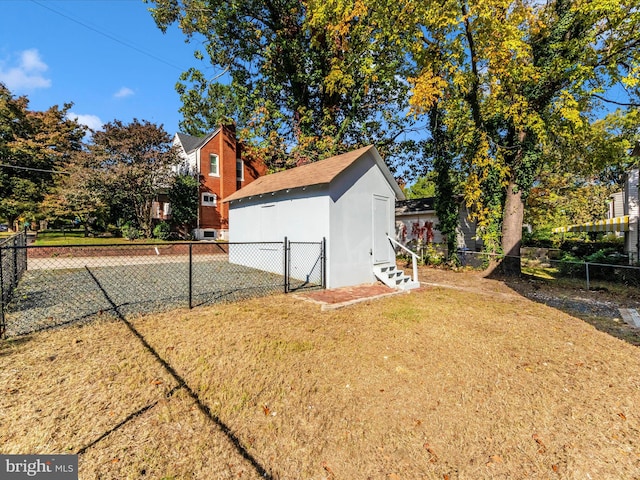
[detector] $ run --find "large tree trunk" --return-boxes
[501,178,524,275]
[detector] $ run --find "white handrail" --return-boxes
[386,235,419,283]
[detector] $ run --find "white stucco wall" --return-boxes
[228,151,400,289]
[327,153,396,288]
[228,187,330,279]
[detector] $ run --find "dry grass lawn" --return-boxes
[2,270,640,479]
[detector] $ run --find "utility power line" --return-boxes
[0,164,70,175]
[29,0,186,72]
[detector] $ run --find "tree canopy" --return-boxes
[0,83,86,229]
[145,0,420,170]
[91,119,179,238]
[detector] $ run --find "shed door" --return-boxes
[372,194,391,264]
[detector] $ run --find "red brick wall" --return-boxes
[198,125,267,230]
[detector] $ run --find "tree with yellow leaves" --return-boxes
[365,0,639,272]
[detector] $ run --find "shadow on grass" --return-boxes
[83,266,274,479]
[0,334,33,356]
[486,268,640,347]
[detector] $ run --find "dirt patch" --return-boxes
[297,283,399,307]
[417,266,640,346]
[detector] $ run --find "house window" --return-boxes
[202,192,217,206]
[209,154,219,176]
[236,158,244,181]
[163,202,171,217]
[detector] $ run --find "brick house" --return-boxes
[173,125,267,240]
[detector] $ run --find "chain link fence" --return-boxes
[0,239,325,338]
[456,250,640,290]
[0,231,27,337]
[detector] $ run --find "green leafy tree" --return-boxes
[392,0,640,273]
[404,173,437,199]
[43,150,107,236]
[168,173,199,238]
[145,0,419,169]
[91,119,178,238]
[0,83,86,229]
[526,108,638,235]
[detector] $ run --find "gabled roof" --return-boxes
[223,145,404,203]
[396,197,435,215]
[174,130,220,154]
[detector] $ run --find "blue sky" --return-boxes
[0,0,202,135]
[0,0,633,141]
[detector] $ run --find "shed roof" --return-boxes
[224,145,404,202]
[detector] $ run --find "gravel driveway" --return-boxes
[4,257,287,337]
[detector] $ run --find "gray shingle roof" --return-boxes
[396,198,436,215]
[175,131,220,153]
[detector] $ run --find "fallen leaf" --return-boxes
[262,405,270,416]
[423,443,438,463]
[533,433,546,453]
[322,462,335,478]
[552,464,559,472]
[618,412,626,420]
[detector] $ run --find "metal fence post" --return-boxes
[188,243,193,309]
[284,237,289,294]
[322,237,327,289]
[12,236,18,290]
[585,262,590,291]
[0,247,5,338]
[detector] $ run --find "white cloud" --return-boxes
[68,112,103,132]
[0,49,51,92]
[114,87,134,98]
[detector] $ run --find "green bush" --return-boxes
[522,229,558,248]
[559,240,624,258]
[423,244,445,266]
[557,251,584,277]
[153,222,171,240]
[121,223,140,240]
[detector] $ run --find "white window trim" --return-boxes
[209,153,219,177]
[236,158,244,181]
[202,192,217,207]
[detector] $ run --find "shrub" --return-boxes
[559,240,624,258]
[557,252,584,277]
[423,244,445,266]
[121,223,140,240]
[153,222,171,240]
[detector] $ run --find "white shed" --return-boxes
[224,145,419,290]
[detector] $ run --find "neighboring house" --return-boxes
[224,145,419,290]
[395,197,480,251]
[553,158,638,264]
[151,193,171,222]
[173,125,267,240]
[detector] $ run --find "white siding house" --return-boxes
[553,167,638,263]
[395,198,480,251]
[224,146,418,289]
